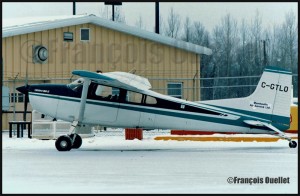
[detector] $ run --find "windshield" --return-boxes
[68,78,84,92]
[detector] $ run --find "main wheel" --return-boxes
[55,135,72,151]
[70,134,82,149]
[289,141,297,148]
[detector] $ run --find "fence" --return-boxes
[147,74,298,101]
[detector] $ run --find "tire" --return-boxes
[70,134,82,149]
[289,141,297,148]
[55,135,72,151]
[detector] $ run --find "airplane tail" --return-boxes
[201,66,292,130]
[248,66,292,126]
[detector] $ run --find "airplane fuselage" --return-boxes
[27,82,279,135]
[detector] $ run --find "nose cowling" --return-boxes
[16,85,30,94]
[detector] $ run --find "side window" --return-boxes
[94,85,120,101]
[145,96,157,105]
[127,91,143,104]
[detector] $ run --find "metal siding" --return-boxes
[2,23,201,130]
[27,33,34,78]
[83,24,90,71]
[101,26,109,71]
[55,28,63,78]
[20,34,27,80]
[41,30,49,78]
[67,26,75,76]
[33,32,42,77]
[48,29,55,78]
[113,27,120,71]
[13,36,21,77]
[89,24,96,72]
[197,55,201,100]
[7,37,13,78]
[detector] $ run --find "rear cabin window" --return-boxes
[127,91,143,104]
[145,96,157,105]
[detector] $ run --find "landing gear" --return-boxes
[55,134,82,151]
[70,134,82,149]
[55,135,72,151]
[258,122,298,149]
[289,141,297,148]
[55,78,90,151]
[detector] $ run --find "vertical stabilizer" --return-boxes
[248,66,292,126]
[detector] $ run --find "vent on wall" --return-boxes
[33,45,48,64]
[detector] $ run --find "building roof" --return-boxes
[2,14,212,55]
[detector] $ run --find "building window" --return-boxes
[10,93,24,103]
[167,82,183,99]
[80,28,90,41]
[64,32,73,42]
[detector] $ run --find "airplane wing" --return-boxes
[72,70,152,92]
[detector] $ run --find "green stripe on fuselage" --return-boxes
[31,92,282,131]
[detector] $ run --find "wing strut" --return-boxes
[55,78,91,151]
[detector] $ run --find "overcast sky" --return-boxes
[2,2,298,33]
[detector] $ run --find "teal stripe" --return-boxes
[202,104,289,123]
[264,66,291,75]
[30,92,288,131]
[30,93,246,127]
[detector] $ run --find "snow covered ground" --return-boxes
[2,130,298,194]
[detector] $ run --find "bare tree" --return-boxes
[164,7,181,38]
[100,5,126,23]
[250,9,262,73]
[211,13,238,98]
[192,21,206,45]
[283,10,297,69]
[182,16,191,42]
[135,15,144,29]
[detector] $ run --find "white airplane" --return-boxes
[17,66,297,151]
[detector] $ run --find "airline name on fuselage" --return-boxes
[261,82,288,92]
[34,89,50,93]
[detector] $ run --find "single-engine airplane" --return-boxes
[17,66,297,151]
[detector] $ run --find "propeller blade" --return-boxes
[16,85,30,122]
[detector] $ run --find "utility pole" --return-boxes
[73,2,76,15]
[261,40,268,66]
[155,2,159,34]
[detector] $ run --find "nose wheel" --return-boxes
[55,134,82,151]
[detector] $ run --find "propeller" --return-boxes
[23,84,29,121]
[16,85,30,122]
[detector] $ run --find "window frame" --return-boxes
[63,32,74,42]
[80,28,90,41]
[167,82,183,99]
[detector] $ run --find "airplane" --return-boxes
[17,66,297,151]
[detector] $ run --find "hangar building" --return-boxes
[2,14,212,130]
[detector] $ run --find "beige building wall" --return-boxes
[2,23,201,130]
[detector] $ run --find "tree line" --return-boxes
[161,8,298,100]
[102,7,298,100]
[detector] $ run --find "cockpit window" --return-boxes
[68,78,84,92]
